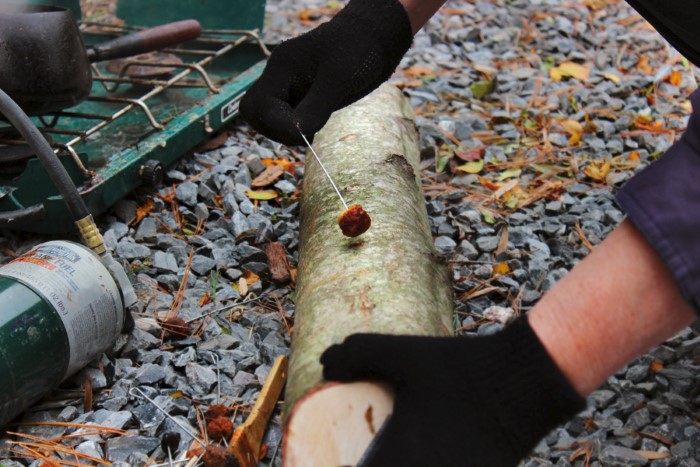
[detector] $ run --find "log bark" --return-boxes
[283,84,455,465]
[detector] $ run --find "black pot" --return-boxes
[0,4,201,115]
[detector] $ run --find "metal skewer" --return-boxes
[298,128,348,210]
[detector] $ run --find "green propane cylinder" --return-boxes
[0,240,125,427]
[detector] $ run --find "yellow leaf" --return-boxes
[243,270,260,284]
[604,73,621,83]
[550,67,563,82]
[493,262,510,275]
[568,133,582,146]
[246,190,278,201]
[668,70,682,86]
[456,159,484,174]
[498,168,522,181]
[628,151,640,161]
[560,119,584,136]
[583,159,611,182]
[551,62,590,81]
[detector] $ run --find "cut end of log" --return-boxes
[282,381,394,467]
[338,205,372,237]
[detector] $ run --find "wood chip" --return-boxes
[263,242,291,283]
[251,165,285,188]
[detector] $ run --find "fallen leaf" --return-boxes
[195,130,231,151]
[550,62,590,81]
[131,198,154,226]
[404,65,436,79]
[649,360,664,374]
[667,70,682,86]
[636,56,653,75]
[454,146,486,161]
[84,374,93,412]
[495,227,509,255]
[251,165,285,188]
[628,151,640,161]
[583,159,611,182]
[498,167,522,181]
[243,270,260,284]
[493,262,511,275]
[560,119,584,136]
[246,190,278,201]
[480,209,495,224]
[604,73,621,83]
[470,80,494,99]
[479,177,501,191]
[238,277,248,296]
[456,159,484,174]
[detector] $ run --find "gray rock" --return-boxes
[116,241,151,259]
[175,181,198,206]
[153,251,179,273]
[599,445,648,465]
[95,410,133,430]
[135,363,166,384]
[198,334,241,351]
[434,236,457,255]
[185,362,217,394]
[135,217,158,242]
[106,435,160,462]
[476,235,499,252]
[190,255,216,276]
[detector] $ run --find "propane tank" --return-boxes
[0,240,130,427]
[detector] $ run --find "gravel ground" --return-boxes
[2,0,700,466]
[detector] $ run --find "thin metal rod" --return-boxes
[299,129,348,210]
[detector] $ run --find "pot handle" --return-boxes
[85,19,202,63]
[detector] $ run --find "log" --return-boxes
[283,84,455,466]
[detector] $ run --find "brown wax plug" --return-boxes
[338,205,371,237]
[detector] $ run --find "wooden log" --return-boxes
[283,84,455,466]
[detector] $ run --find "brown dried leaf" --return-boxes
[131,198,154,226]
[251,165,285,188]
[84,374,93,413]
[495,226,509,256]
[195,130,231,152]
[263,242,291,283]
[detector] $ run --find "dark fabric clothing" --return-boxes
[626,0,700,67]
[616,89,700,314]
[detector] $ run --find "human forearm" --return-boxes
[398,0,448,33]
[529,218,696,397]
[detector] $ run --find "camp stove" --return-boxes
[0,0,269,233]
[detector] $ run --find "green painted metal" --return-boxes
[0,0,268,233]
[0,276,69,427]
[116,0,265,31]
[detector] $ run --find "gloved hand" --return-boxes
[239,0,413,146]
[321,315,586,467]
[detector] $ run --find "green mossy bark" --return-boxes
[286,84,455,413]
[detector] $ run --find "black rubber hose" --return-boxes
[0,204,46,227]
[0,87,89,221]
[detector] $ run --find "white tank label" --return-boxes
[0,241,124,376]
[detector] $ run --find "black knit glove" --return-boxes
[321,315,587,467]
[239,0,413,146]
